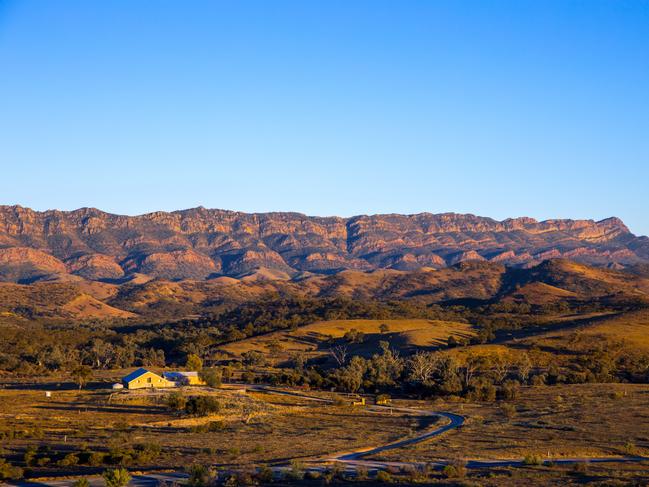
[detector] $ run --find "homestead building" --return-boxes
[121,368,176,389]
[121,368,204,389]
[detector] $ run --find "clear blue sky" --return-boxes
[1,1,647,235]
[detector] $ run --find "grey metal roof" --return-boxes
[162,371,199,381]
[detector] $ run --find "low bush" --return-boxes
[185,396,221,417]
[102,468,132,487]
[57,453,79,467]
[522,454,543,466]
[442,459,466,478]
[0,459,24,481]
[376,470,392,483]
[255,465,273,483]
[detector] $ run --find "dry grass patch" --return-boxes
[0,378,420,474]
[367,383,649,464]
[219,318,474,362]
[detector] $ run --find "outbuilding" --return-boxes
[162,371,205,386]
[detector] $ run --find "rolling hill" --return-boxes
[0,258,647,325]
[218,318,476,365]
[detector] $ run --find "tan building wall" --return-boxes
[186,375,205,386]
[125,371,175,389]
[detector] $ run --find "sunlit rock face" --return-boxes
[0,205,646,282]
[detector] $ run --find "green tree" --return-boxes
[186,353,203,371]
[185,396,220,417]
[165,391,187,411]
[71,365,93,390]
[187,464,217,486]
[367,341,404,387]
[241,350,266,367]
[102,468,131,487]
[199,367,222,388]
[266,339,283,356]
[334,356,367,392]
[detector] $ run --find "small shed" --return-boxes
[162,371,205,386]
[351,397,366,406]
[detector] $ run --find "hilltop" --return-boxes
[0,205,648,283]
[1,258,647,325]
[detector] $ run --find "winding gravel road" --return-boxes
[9,386,649,486]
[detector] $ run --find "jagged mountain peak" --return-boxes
[0,205,645,283]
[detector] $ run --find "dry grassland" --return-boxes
[368,383,649,463]
[0,378,419,475]
[219,319,475,362]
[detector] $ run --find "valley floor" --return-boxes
[3,378,649,485]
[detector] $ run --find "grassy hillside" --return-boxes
[218,318,475,364]
[519,309,649,355]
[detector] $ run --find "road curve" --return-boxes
[10,386,649,486]
[334,410,464,462]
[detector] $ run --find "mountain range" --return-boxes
[0,205,648,284]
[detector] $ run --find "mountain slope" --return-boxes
[0,259,647,324]
[0,205,647,282]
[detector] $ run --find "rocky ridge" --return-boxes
[0,205,647,283]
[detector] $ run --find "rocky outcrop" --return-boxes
[65,253,125,280]
[0,205,645,282]
[0,247,67,282]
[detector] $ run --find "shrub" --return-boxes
[305,470,321,480]
[470,378,496,402]
[500,379,520,401]
[58,453,79,467]
[501,403,517,420]
[106,447,133,466]
[242,351,266,367]
[255,465,273,483]
[208,421,225,432]
[624,441,638,455]
[187,464,217,487]
[330,463,345,480]
[242,371,256,383]
[0,459,23,481]
[376,470,392,482]
[102,468,132,487]
[199,368,222,388]
[223,470,255,487]
[572,462,589,475]
[23,446,38,467]
[133,442,161,463]
[284,460,304,480]
[522,454,543,466]
[343,328,365,344]
[442,459,466,478]
[185,396,221,417]
[531,373,546,386]
[166,391,187,411]
[88,451,106,466]
[72,479,90,487]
